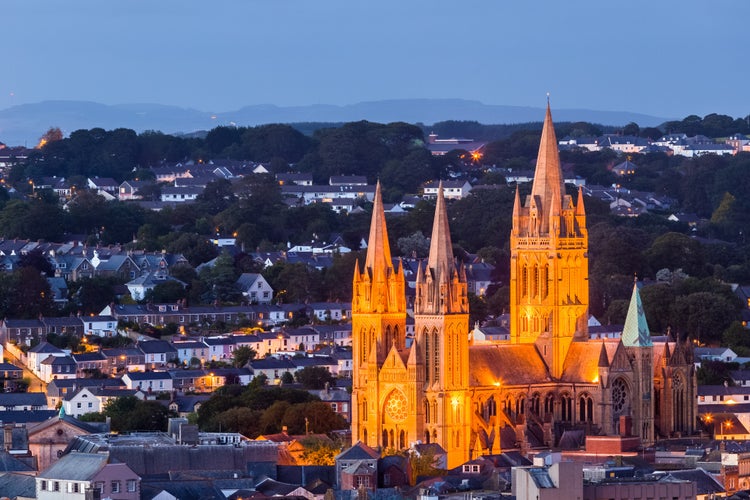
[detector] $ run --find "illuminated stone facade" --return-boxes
[351,105,696,468]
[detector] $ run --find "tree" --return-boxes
[102,395,172,432]
[232,345,256,367]
[294,366,335,390]
[397,231,430,258]
[299,436,340,465]
[145,280,187,303]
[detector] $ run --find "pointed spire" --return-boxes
[621,279,653,347]
[427,181,455,283]
[364,181,393,275]
[512,185,521,218]
[530,101,564,222]
[598,342,609,368]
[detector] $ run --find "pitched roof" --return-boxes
[38,452,108,480]
[336,441,380,460]
[469,344,550,386]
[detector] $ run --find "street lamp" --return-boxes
[721,420,733,439]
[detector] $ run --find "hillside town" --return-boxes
[0,106,749,500]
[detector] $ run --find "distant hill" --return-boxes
[0,98,671,147]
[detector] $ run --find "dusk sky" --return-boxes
[4,1,748,120]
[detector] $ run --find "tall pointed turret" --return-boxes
[364,181,393,276]
[427,182,455,285]
[622,280,652,347]
[529,102,565,225]
[415,182,468,315]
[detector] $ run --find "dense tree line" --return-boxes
[196,379,347,438]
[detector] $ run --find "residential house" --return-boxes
[41,316,84,337]
[137,340,178,369]
[236,273,274,304]
[90,251,139,280]
[307,302,350,323]
[27,342,67,375]
[422,180,473,200]
[169,369,211,392]
[82,315,118,337]
[160,185,203,203]
[122,371,173,393]
[248,357,297,384]
[46,377,125,409]
[286,327,321,352]
[335,442,379,491]
[276,172,313,186]
[101,348,145,374]
[172,340,209,366]
[39,355,78,383]
[36,452,140,500]
[118,180,153,201]
[73,351,109,377]
[125,271,184,301]
[330,175,367,186]
[425,134,486,157]
[612,159,638,177]
[695,347,738,365]
[87,177,120,195]
[1,318,45,345]
[203,336,236,362]
[0,362,23,392]
[63,387,139,418]
[0,392,47,411]
[312,386,352,423]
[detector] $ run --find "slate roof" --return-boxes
[0,472,36,498]
[661,468,724,496]
[0,409,58,423]
[0,392,47,407]
[125,371,172,381]
[29,341,65,354]
[336,441,379,461]
[138,340,178,354]
[469,344,550,386]
[38,451,108,480]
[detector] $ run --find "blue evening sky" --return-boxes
[3,0,748,119]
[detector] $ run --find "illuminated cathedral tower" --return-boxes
[351,181,408,448]
[510,102,589,379]
[413,182,470,464]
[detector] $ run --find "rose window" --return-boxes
[385,390,408,422]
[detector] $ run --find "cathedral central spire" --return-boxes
[529,103,565,226]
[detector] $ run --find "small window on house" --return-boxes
[127,479,137,492]
[111,480,120,493]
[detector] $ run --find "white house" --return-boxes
[83,315,118,337]
[236,273,274,304]
[122,371,173,393]
[422,180,473,200]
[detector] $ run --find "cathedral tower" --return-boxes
[351,181,408,448]
[413,182,470,466]
[621,280,655,444]
[510,103,589,379]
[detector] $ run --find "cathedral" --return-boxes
[351,104,697,468]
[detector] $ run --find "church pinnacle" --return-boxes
[622,280,653,347]
[427,181,455,284]
[364,181,393,276]
[529,102,565,226]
